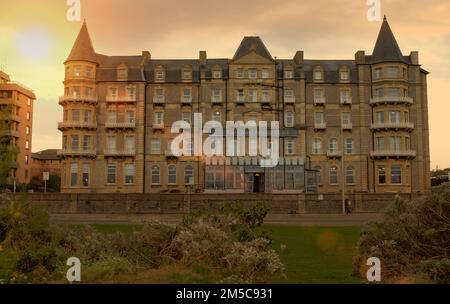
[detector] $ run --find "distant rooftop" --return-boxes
[32,149,60,161]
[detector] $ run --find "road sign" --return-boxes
[43,172,50,181]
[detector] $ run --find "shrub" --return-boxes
[354,184,450,283]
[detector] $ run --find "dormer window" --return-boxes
[212,68,222,79]
[339,68,349,81]
[117,65,128,80]
[313,67,323,81]
[182,67,193,80]
[155,67,165,81]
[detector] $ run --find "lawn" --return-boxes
[89,224,363,284]
[0,224,363,284]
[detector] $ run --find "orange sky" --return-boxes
[0,0,449,169]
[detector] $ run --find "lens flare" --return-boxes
[16,27,53,60]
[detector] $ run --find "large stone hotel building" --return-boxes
[58,18,431,194]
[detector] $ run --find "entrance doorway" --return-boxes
[253,173,265,193]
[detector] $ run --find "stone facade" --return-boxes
[58,18,431,195]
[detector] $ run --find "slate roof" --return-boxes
[233,37,274,61]
[371,16,407,64]
[32,149,60,161]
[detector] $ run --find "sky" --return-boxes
[0,0,449,169]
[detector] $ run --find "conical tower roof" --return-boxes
[371,16,406,63]
[66,20,97,63]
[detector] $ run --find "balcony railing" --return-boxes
[104,150,136,157]
[0,130,20,138]
[153,96,165,104]
[340,98,352,105]
[314,123,327,130]
[59,96,98,104]
[370,150,417,159]
[181,96,192,104]
[342,123,353,130]
[369,96,414,105]
[284,96,296,104]
[153,123,165,130]
[58,121,97,130]
[57,149,96,157]
[212,96,223,104]
[314,97,326,105]
[105,122,136,129]
[106,96,136,103]
[327,151,342,158]
[370,122,415,131]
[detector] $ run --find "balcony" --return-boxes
[0,98,21,107]
[340,98,352,105]
[57,149,96,158]
[212,96,223,104]
[314,97,326,105]
[0,130,20,138]
[284,96,296,104]
[236,97,245,105]
[342,123,353,130]
[58,121,98,131]
[59,95,97,105]
[370,150,417,159]
[370,122,414,131]
[314,123,327,130]
[153,96,165,104]
[181,96,192,104]
[105,122,136,129]
[369,96,413,106]
[104,150,136,157]
[153,123,165,130]
[106,96,136,103]
[327,151,342,158]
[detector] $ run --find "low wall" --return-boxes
[3,192,421,215]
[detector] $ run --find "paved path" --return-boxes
[51,213,384,227]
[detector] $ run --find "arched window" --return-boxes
[313,139,322,155]
[168,165,177,184]
[184,165,194,185]
[314,166,322,184]
[346,166,355,185]
[329,138,338,154]
[329,166,338,185]
[151,165,160,185]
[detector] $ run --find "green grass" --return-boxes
[267,225,362,284]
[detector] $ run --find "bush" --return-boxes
[0,197,284,284]
[354,184,450,283]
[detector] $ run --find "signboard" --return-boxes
[43,172,50,181]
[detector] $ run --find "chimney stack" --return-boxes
[199,51,207,66]
[294,51,304,65]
